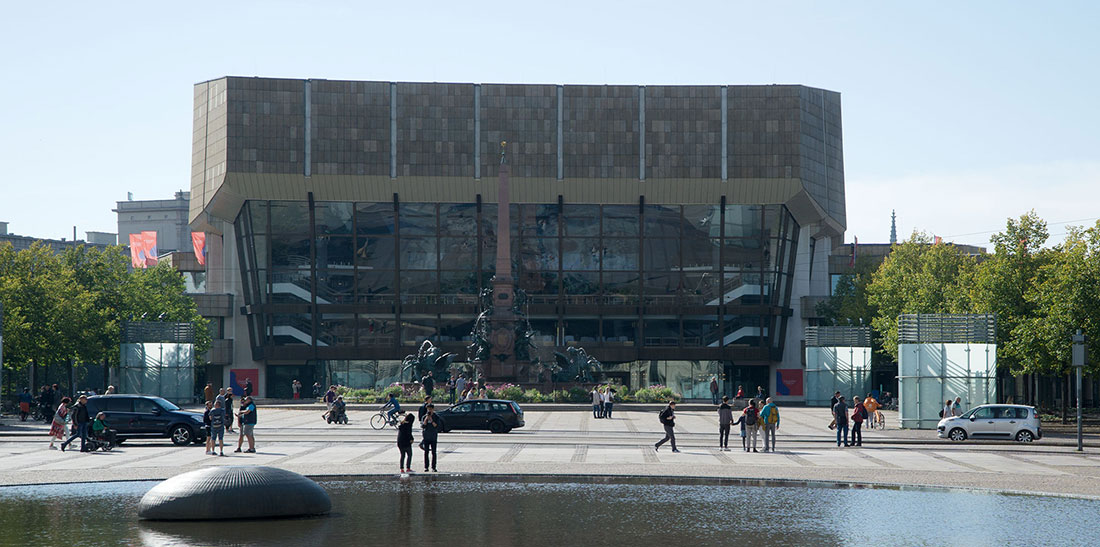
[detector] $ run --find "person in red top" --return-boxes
[850,396,867,447]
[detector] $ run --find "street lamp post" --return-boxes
[1072,330,1086,452]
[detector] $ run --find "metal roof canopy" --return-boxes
[897,314,996,344]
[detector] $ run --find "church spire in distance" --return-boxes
[890,209,897,245]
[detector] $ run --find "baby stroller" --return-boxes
[85,428,117,452]
[325,405,349,424]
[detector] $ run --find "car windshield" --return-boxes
[960,408,979,419]
[154,398,181,411]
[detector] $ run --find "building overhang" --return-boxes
[190,173,841,236]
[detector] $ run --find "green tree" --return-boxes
[0,243,94,388]
[867,233,977,358]
[817,254,878,326]
[1020,222,1100,376]
[969,211,1055,374]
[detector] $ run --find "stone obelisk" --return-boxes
[488,141,516,379]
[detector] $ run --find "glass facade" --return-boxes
[235,199,799,391]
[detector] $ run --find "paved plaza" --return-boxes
[2,406,1099,498]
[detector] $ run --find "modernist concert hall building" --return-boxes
[190,77,845,400]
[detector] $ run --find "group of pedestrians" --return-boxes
[395,398,442,473]
[830,391,883,447]
[590,386,615,418]
[202,387,257,454]
[716,396,781,452]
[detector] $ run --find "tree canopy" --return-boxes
[0,243,209,389]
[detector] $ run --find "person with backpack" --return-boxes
[760,397,780,453]
[850,396,866,447]
[654,401,680,453]
[717,396,733,451]
[941,399,953,420]
[743,400,760,452]
[833,395,850,447]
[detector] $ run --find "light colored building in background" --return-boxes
[114,191,192,255]
[0,221,114,253]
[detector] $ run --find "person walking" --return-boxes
[604,388,615,419]
[941,399,953,420]
[743,400,760,452]
[292,380,301,400]
[421,404,440,472]
[710,376,720,405]
[421,371,435,398]
[61,395,91,452]
[209,400,226,456]
[418,395,432,422]
[952,396,964,417]
[864,393,881,429]
[397,414,415,473]
[235,395,257,453]
[833,396,850,447]
[760,397,780,453]
[591,387,603,419]
[756,385,767,401]
[717,396,733,451]
[204,383,215,403]
[828,391,841,430]
[18,388,33,422]
[454,376,467,403]
[244,378,254,398]
[734,405,748,451]
[446,376,456,404]
[48,397,71,450]
[850,396,865,447]
[323,385,337,414]
[224,391,236,434]
[654,401,680,453]
[312,382,323,399]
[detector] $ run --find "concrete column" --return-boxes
[721,86,728,181]
[557,85,564,180]
[638,86,646,181]
[304,80,312,177]
[390,83,397,179]
[474,84,481,179]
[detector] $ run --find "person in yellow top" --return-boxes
[863,393,882,429]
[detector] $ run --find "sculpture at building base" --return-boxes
[553,346,603,383]
[401,340,456,382]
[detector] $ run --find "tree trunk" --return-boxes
[1062,372,1068,424]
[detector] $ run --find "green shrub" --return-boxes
[567,386,590,403]
[547,390,571,403]
[522,389,547,403]
[632,385,680,403]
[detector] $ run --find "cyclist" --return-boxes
[382,392,402,425]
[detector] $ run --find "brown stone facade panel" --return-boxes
[396,82,475,178]
[480,84,557,179]
[311,80,390,176]
[726,85,802,180]
[645,86,722,179]
[563,85,639,179]
[225,77,305,175]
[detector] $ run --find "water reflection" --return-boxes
[0,477,1096,546]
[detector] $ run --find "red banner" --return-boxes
[128,233,146,269]
[191,232,207,266]
[141,231,158,266]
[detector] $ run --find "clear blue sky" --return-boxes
[2,1,1097,248]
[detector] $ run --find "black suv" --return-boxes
[436,399,524,433]
[85,395,206,446]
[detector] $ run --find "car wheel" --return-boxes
[948,428,967,442]
[170,425,193,446]
[489,420,506,434]
[1016,430,1034,443]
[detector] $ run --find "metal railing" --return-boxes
[897,314,996,344]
